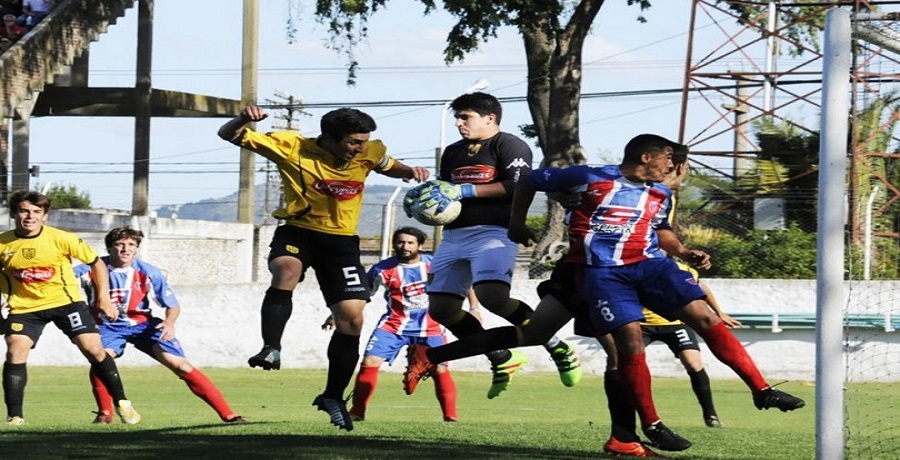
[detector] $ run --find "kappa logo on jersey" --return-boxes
[507,158,529,169]
[14,266,55,283]
[314,180,364,201]
[451,165,496,183]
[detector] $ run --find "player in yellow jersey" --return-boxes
[640,261,741,428]
[0,190,140,426]
[218,105,429,431]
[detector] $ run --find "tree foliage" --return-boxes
[305,0,652,262]
[43,184,91,209]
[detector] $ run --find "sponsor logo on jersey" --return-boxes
[451,166,495,184]
[14,266,55,283]
[22,248,36,260]
[507,158,529,169]
[314,180,364,201]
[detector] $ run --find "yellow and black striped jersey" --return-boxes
[0,226,97,313]
[239,129,395,236]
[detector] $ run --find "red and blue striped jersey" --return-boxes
[75,256,179,326]
[529,164,673,267]
[367,254,444,337]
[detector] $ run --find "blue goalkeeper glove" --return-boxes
[420,180,476,213]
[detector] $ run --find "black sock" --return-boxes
[2,362,26,418]
[429,327,518,364]
[688,368,717,418]
[444,311,485,337]
[504,299,534,327]
[92,355,127,404]
[323,332,360,399]
[605,369,639,442]
[261,287,293,350]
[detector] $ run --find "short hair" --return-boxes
[672,143,689,167]
[320,108,377,142]
[105,226,145,249]
[393,226,427,245]
[622,134,687,166]
[9,190,50,214]
[450,92,503,124]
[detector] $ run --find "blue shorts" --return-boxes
[363,328,448,365]
[582,257,705,335]
[100,318,186,358]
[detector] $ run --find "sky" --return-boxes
[24,0,745,210]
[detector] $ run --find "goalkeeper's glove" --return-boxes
[424,181,476,213]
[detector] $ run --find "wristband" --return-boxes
[458,183,477,198]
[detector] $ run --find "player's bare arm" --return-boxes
[380,161,430,182]
[658,228,712,270]
[156,305,181,341]
[89,259,117,321]
[217,105,268,141]
[465,182,508,198]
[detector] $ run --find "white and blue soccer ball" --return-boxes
[403,180,462,226]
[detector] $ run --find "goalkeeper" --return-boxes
[408,91,583,399]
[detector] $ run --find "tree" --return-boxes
[306,0,652,264]
[43,184,91,209]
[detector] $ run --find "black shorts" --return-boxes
[2,302,99,346]
[536,261,596,338]
[641,323,701,356]
[268,225,371,305]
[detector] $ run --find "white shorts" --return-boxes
[427,225,519,298]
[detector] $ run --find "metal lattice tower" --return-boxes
[680,0,900,242]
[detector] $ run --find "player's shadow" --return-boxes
[2,425,598,460]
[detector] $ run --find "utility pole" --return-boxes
[262,90,307,224]
[237,0,259,224]
[722,72,751,180]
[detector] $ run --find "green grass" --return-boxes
[0,366,846,459]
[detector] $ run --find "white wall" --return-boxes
[23,278,900,382]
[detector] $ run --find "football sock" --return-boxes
[260,287,293,350]
[350,364,380,416]
[441,310,511,366]
[444,311,486,337]
[501,299,534,327]
[428,326,518,364]
[688,368,717,418]
[542,335,563,353]
[697,321,767,391]
[323,332,360,399]
[182,369,236,420]
[617,352,660,428]
[433,369,458,421]
[89,368,114,414]
[604,369,639,443]
[2,362,26,418]
[92,355,128,404]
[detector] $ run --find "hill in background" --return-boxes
[155,184,425,237]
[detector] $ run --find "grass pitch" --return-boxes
[0,366,831,459]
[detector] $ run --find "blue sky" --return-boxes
[27,0,730,210]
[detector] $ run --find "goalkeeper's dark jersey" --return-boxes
[438,131,532,230]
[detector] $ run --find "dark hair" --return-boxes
[105,226,145,249]
[9,190,50,213]
[450,92,503,124]
[672,143,689,166]
[393,226,427,245]
[320,108,377,142]
[622,133,687,166]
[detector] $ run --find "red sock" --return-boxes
[617,352,659,428]
[350,365,380,418]
[181,369,237,420]
[433,369,457,421]
[697,322,768,391]
[89,369,114,415]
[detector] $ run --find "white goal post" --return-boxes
[819,8,900,460]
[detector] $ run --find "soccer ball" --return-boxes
[403,181,462,226]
